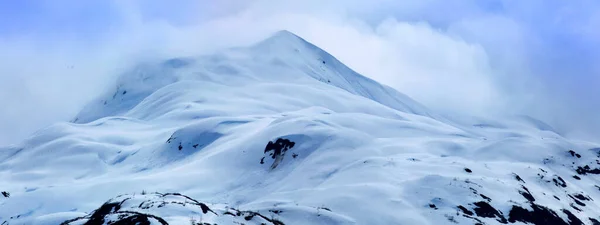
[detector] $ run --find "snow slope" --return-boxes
[1,30,600,225]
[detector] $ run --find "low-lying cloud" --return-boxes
[0,0,598,145]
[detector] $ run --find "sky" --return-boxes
[0,0,598,145]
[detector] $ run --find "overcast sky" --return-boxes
[0,0,599,145]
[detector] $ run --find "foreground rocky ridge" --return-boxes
[59,192,292,225]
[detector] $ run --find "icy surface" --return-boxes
[1,30,600,225]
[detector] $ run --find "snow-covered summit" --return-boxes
[73,29,432,124]
[1,30,600,225]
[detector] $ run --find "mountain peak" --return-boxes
[271,30,302,40]
[250,30,310,51]
[70,29,433,123]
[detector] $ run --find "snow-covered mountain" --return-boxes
[1,30,600,225]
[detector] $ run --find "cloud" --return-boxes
[0,37,132,145]
[0,0,598,145]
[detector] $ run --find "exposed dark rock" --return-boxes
[479,194,491,202]
[227,208,285,225]
[576,165,600,175]
[590,218,600,225]
[318,207,331,212]
[568,195,587,207]
[519,186,535,202]
[1,191,9,198]
[570,203,582,212]
[269,209,283,214]
[562,209,584,225]
[429,204,438,210]
[156,193,216,214]
[513,173,525,183]
[61,192,293,225]
[263,138,295,169]
[469,187,478,194]
[457,205,473,216]
[508,204,571,225]
[472,201,507,223]
[573,175,581,180]
[552,176,567,188]
[244,211,258,221]
[572,193,592,201]
[500,184,588,225]
[464,168,472,173]
[84,201,125,225]
[105,212,168,225]
[568,150,581,158]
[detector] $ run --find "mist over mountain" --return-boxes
[1,31,599,225]
[2,1,599,147]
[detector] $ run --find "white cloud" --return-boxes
[104,7,505,115]
[288,17,504,115]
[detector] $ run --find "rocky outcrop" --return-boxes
[60,192,286,225]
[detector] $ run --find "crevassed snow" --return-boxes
[1,30,599,225]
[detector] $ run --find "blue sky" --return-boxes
[0,0,599,144]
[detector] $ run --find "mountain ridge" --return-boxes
[72,29,434,124]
